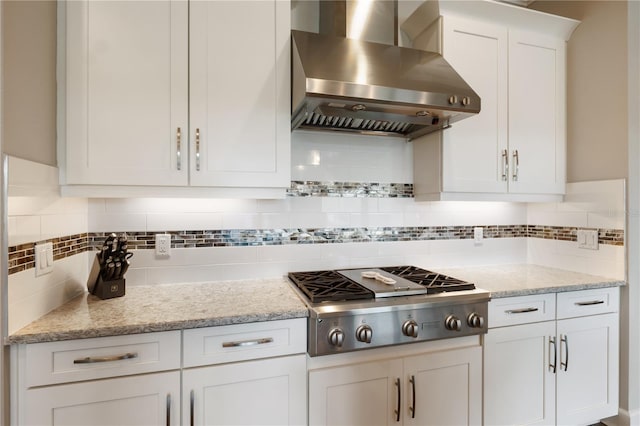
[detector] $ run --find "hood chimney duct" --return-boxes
[319,1,398,45]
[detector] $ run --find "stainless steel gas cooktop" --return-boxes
[288,265,491,356]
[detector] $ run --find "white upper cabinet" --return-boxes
[508,31,566,195]
[440,17,508,194]
[60,0,290,197]
[405,1,579,202]
[62,0,189,187]
[189,1,290,188]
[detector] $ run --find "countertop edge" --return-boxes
[488,280,625,299]
[7,309,310,345]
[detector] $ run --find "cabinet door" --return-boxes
[23,371,180,425]
[556,313,619,425]
[484,322,556,426]
[441,16,508,193]
[404,346,482,426]
[183,355,306,426]
[508,31,566,195]
[189,1,290,188]
[308,358,403,426]
[64,1,188,186]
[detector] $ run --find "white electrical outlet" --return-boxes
[155,234,171,257]
[34,242,54,276]
[577,229,599,250]
[474,227,483,245]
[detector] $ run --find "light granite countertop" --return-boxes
[438,264,624,298]
[8,265,625,345]
[8,277,309,345]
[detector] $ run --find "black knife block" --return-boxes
[87,253,126,299]
[92,277,126,299]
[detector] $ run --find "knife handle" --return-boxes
[114,262,122,280]
[105,262,115,280]
[120,260,130,277]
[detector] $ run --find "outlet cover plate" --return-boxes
[155,234,171,257]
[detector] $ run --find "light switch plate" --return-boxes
[577,229,599,250]
[34,242,54,276]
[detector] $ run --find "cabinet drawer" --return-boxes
[183,318,306,368]
[23,331,181,387]
[489,293,556,328]
[557,287,619,319]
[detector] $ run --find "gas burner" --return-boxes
[288,270,373,303]
[379,265,476,293]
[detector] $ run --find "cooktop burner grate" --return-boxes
[378,266,476,293]
[288,270,373,303]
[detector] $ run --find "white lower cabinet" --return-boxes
[24,371,181,426]
[484,287,620,426]
[183,355,307,426]
[182,318,307,426]
[556,313,619,425]
[484,321,556,425]
[12,319,307,426]
[12,331,182,425]
[308,344,482,425]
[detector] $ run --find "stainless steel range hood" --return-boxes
[291,1,480,140]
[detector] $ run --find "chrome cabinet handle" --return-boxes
[73,352,138,364]
[409,375,416,419]
[222,337,273,348]
[560,334,569,371]
[549,336,557,373]
[190,390,195,426]
[176,127,182,171]
[575,300,605,306]
[501,149,508,181]
[394,378,401,422]
[505,307,538,314]
[166,393,171,426]
[512,149,519,181]
[195,128,201,171]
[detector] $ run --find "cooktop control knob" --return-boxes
[328,328,345,347]
[467,312,485,328]
[445,315,462,331]
[402,319,419,338]
[355,324,373,343]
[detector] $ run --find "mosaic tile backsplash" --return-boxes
[287,181,414,198]
[8,225,624,275]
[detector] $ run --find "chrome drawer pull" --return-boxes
[394,378,401,422]
[176,127,182,171]
[575,300,605,306]
[166,393,171,426]
[409,375,416,419]
[560,334,569,371]
[505,307,538,314]
[190,390,195,426]
[501,149,508,181]
[548,336,557,373]
[73,352,138,364]
[195,128,201,171]
[222,337,274,348]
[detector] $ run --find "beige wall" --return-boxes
[530,0,628,183]
[1,0,57,167]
